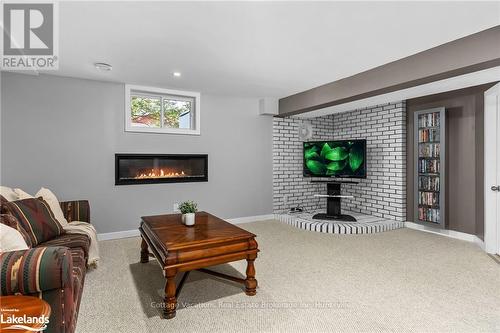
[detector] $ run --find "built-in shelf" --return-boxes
[414,107,445,228]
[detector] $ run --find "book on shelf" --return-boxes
[418,159,440,173]
[418,175,440,191]
[418,112,440,128]
[418,128,440,142]
[418,191,440,206]
[418,143,440,157]
[418,207,440,223]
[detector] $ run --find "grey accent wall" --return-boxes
[1,73,273,233]
[406,83,496,238]
[273,102,407,222]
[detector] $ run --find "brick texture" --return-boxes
[273,115,334,213]
[273,102,407,221]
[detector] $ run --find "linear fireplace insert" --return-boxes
[115,154,208,185]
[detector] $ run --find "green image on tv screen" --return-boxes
[303,140,366,178]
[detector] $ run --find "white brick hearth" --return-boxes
[276,211,405,234]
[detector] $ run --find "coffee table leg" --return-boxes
[164,271,177,319]
[140,238,149,263]
[244,258,257,296]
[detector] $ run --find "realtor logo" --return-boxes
[0,296,51,332]
[1,1,58,70]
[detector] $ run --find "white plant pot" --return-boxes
[184,213,195,226]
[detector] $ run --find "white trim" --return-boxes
[225,214,275,224]
[97,229,140,241]
[125,84,201,135]
[474,237,485,251]
[484,83,500,254]
[97,214,275,241]
[405,221,480,243]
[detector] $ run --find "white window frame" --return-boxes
[125,84,201,135]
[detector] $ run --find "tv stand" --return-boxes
[311,181,358,222]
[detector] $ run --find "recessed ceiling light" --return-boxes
[94,62,112,71]
[173,72,181,77]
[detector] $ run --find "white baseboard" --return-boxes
[225,214,275,224]
[474,236,485,250]
[97,214,275,241]
[97,229,140,241]
[405,221,485,248]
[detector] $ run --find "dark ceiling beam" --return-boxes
[278,25,500,117]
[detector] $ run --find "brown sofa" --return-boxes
[0,200,91,333]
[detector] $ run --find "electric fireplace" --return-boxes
[115,154,208,185]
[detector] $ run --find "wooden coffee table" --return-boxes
[139,211,259,319]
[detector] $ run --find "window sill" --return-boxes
[125,127,200,135]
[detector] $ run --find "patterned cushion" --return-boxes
[69,248,86,300]
[0,214,33,248]
[59,200,91,223]
[0,246,72,294]
[4,198,64,246]
[0,195,8,214]
[41,233,90,259]
[0,246,86,333]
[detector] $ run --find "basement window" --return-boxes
[125,84,200,135]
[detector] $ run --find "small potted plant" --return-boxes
[179,200,198,226]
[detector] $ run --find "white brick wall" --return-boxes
[331,102,407,221]
[273,102,407,221]
[273,115,335,213]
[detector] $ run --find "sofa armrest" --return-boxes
[59,200,90,223]
[0,246,73,295]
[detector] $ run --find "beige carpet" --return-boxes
[77,220,500,333]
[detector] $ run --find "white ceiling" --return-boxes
[45,1,500,98]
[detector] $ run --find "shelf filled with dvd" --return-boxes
[414,107,445,228]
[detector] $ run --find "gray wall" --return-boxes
[406,83,496,238]
[0,73,273,233]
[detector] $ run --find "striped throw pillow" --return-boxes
[0,195,9,214]
[4,198,64,246]
[0,213,33,248]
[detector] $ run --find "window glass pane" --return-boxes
[163,98,192,129]
[131,95,161,128]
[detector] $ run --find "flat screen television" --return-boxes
[303,139,367,178]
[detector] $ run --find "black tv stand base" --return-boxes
[312,213,357,222]
[311,181,358,222]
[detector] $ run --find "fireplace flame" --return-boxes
[135,169,186,179]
